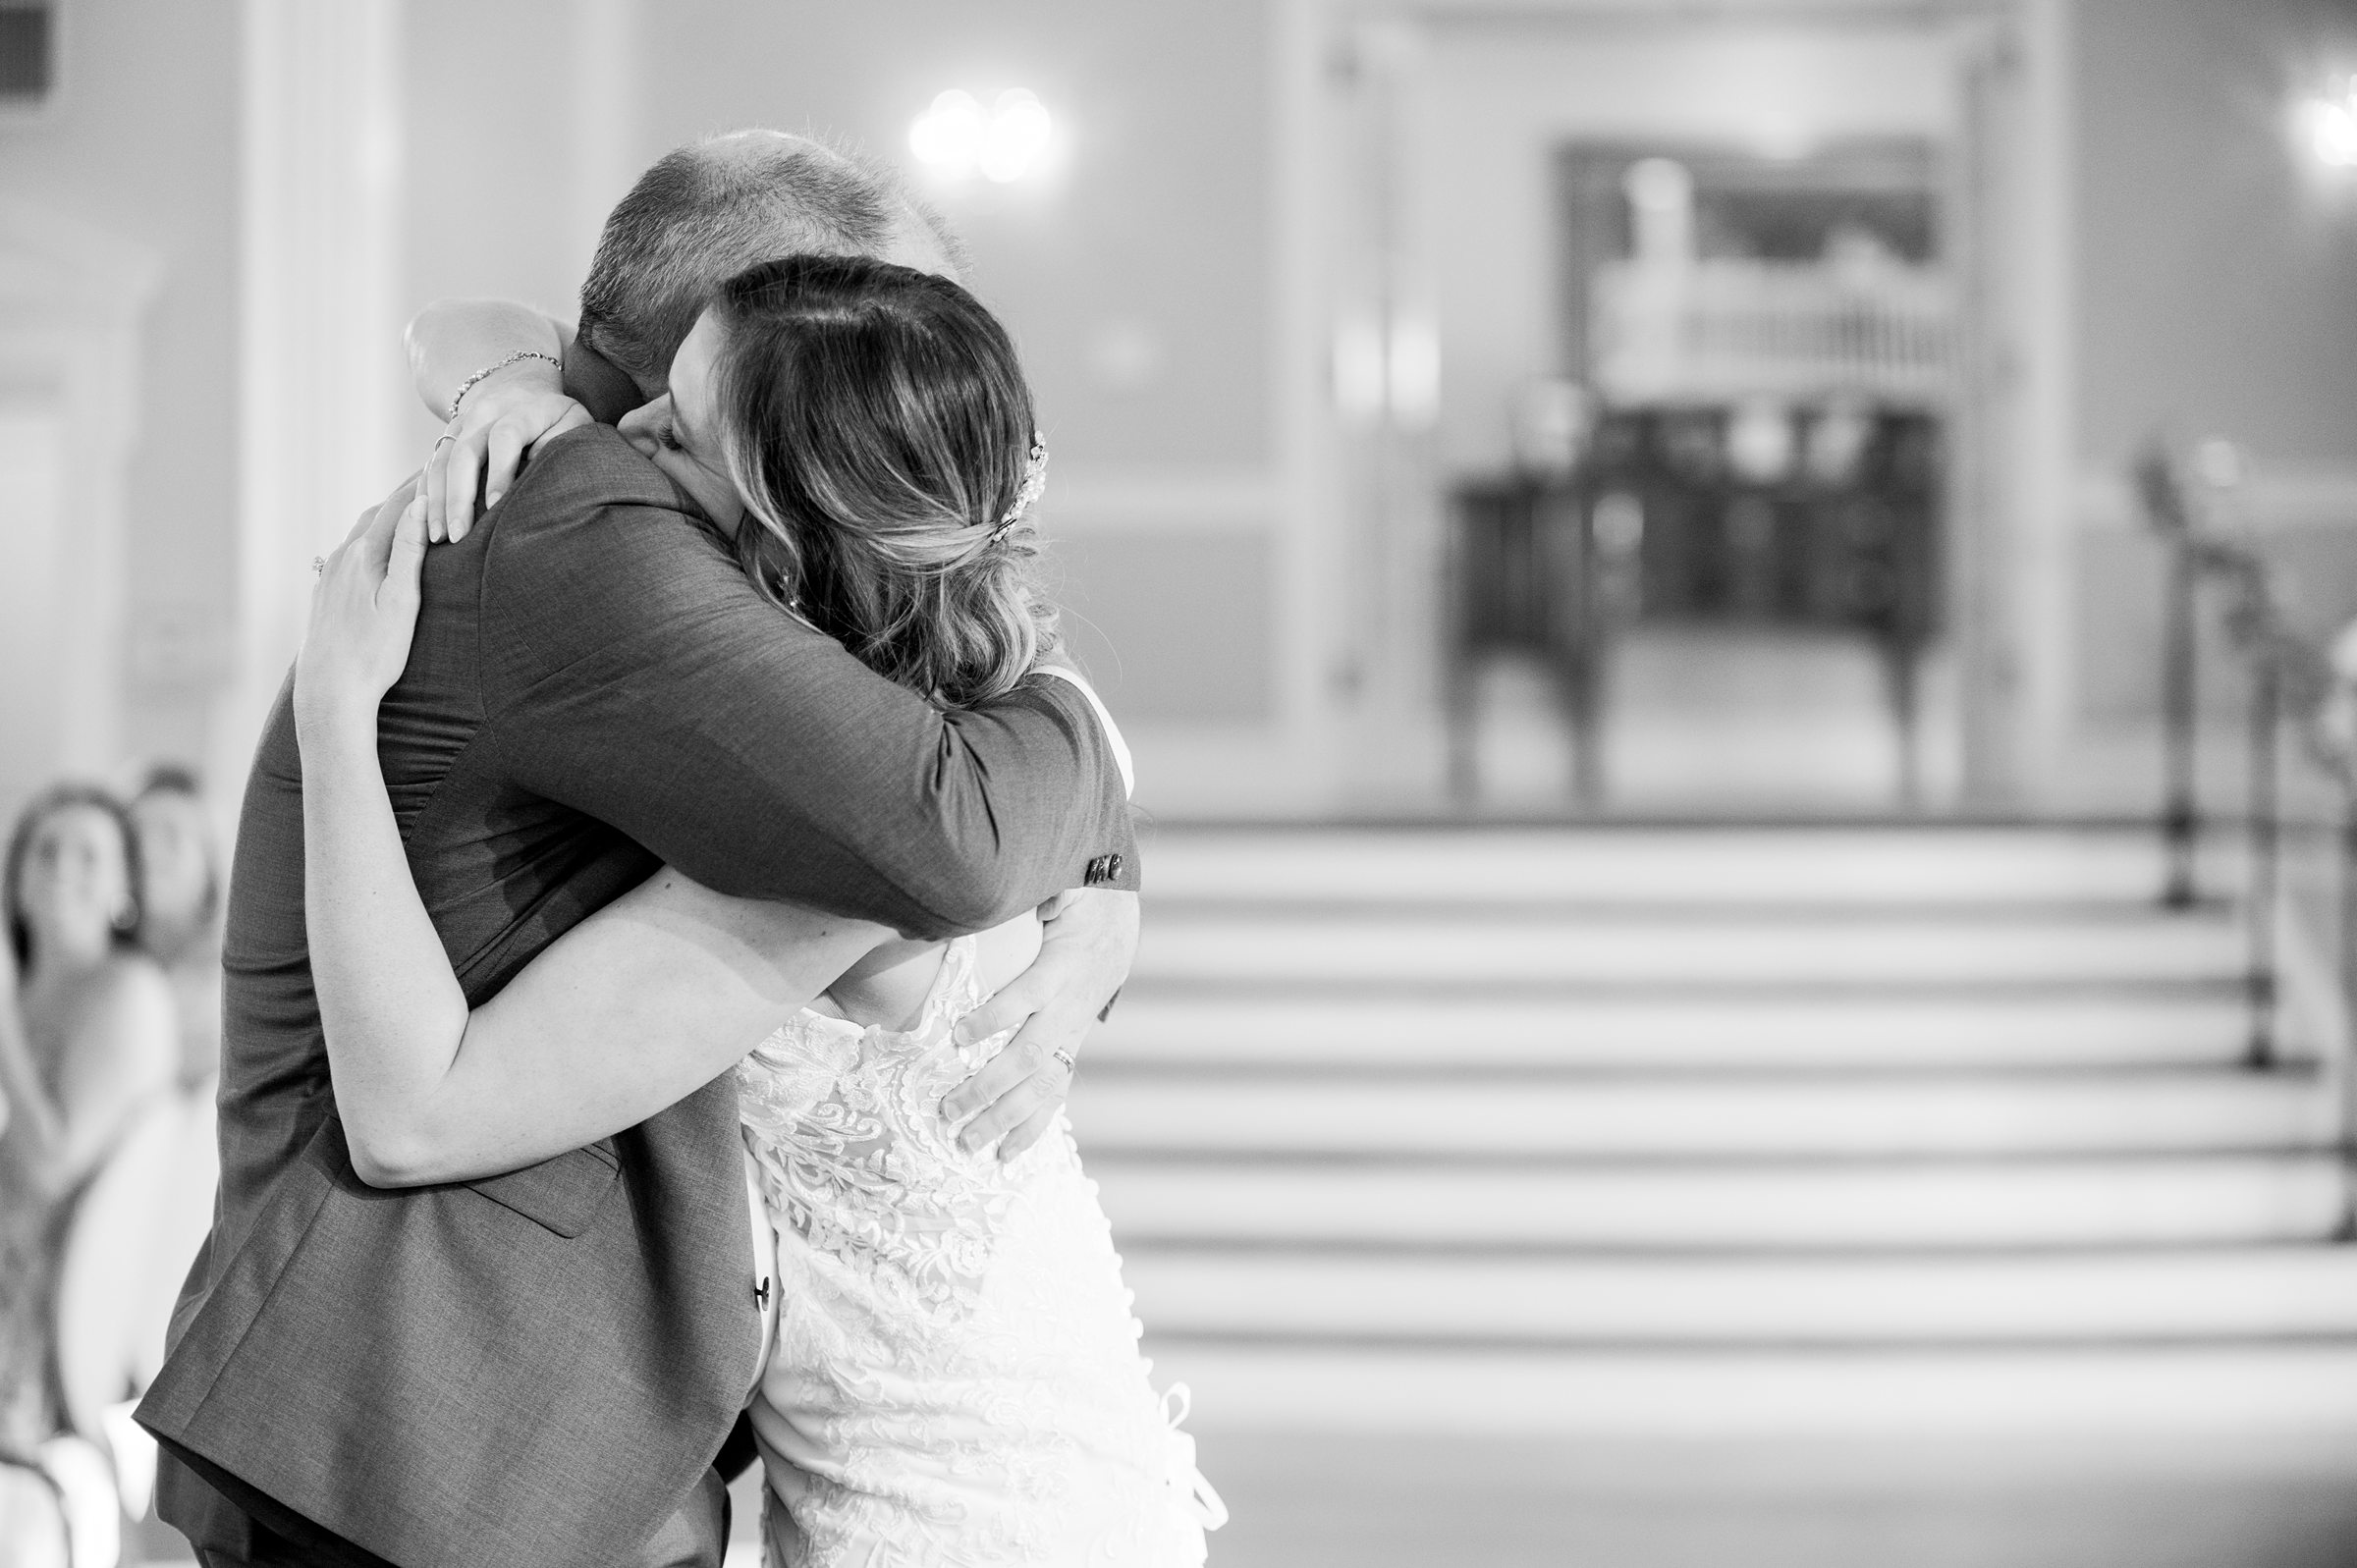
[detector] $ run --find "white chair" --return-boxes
[0,1453,72,1568]
[48,1090,218,1534]
[33,1436,115,1568]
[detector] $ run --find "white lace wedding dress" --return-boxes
[735,937,1223,1568]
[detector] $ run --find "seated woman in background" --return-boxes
[0,785,179,1451]
[130,766,224,1089]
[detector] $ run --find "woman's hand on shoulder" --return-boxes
[425,366,593,544]
[294,476,429,743]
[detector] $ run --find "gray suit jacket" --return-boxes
[137,344,1138,1568]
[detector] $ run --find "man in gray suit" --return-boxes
[138,132,1139,1568]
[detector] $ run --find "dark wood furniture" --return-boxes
[1446,406,1942,808]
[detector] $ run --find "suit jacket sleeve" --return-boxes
[478,429,1139,940]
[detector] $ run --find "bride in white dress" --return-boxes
[741,934,1210,1566]
[292,253,1221,1566]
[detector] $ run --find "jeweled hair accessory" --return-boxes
[990,434,1049,543]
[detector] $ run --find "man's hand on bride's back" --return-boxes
[423,366,593,544]
[942,888,1139,1161]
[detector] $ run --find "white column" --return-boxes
[0,208,160,813]
[1950,0,2075,809]
[213,0,404,807]
[2012,0,2077,801]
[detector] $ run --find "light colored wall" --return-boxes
[630,0,1271,471]
[625,0,1282,747]
[2075,0,2357,471]
[0,0,239,794]
[2070,0,2357,728]
[24,0,2357,819]
[396,0,611,451]
[1055,531,1274,724]
[399,0,1287,754]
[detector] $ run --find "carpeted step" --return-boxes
[1117,1245,2357,1345]
[1089,1153,2348,1250]
[1140,1340,2357,1436]
[1128,907,2244,987]
[1067,1067,2333,1159]
[1087,990,2261,1070]
[1138,827,2202,906]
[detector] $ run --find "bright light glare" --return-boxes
[981,89,1053,183]
[909,89,985,176]
[2305,77,2357,168]
[910,87,1054,183]
[2313,98,2357,167]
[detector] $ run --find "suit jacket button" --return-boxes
[1085,853,1124,887]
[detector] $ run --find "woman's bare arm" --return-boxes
[405,298,568,422]
[43,962,178,1194]
[297,487,890,1188]
[0,942,53,1153]
[1,959,177,1200]
[404,299,589,540]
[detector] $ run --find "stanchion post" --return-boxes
[2245,637,2279,1069]
[2339,776,2357,1240]
[2161,538,2201,907]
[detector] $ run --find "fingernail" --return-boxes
[485,491,502,508]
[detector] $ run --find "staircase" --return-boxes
[1069,825,2357,1437]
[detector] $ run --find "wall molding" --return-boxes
[1125,723,1340,818]
[1036,466,1278,533]
[1396,0,2012,17]
[2076,463,2357,533]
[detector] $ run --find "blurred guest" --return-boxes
[131,766,224,1089]
[0,785,179,1452]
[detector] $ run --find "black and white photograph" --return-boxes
[3,2,2357,1565]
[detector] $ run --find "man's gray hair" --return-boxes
[576,131,965,392]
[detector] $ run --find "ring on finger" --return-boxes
[432,432,458,451]
[1050,1047,1076,1074]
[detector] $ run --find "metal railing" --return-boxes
[2137,446,2357,1082]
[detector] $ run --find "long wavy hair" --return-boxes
[707,254,1057,709]
[5,784,144,972]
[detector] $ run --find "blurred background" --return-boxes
[5,0,2357,1564]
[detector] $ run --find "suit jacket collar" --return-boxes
[564,336,650,426]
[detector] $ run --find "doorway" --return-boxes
[1530,137,1949,809]
[1286,0,2071,818]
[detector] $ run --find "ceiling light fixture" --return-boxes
[910,88,1055,183]
[2304,76,2357,168]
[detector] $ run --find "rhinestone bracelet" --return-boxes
[447,349,563,421]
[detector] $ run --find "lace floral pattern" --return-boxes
[736,940,1212,1568]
